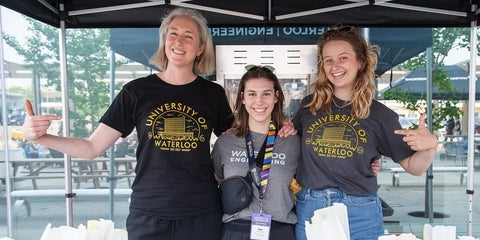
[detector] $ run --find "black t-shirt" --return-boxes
[446,119,455,135]
[293,95,414,196]
[100,74,234,217]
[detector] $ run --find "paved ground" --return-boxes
[1,148,480,239]
[0,170,132,240]
[378,150,480,238]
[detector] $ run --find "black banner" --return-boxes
[110,27,432,75]
[210,26,327,45]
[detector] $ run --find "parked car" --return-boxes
[7,108,26,126]
[10,128,24,141]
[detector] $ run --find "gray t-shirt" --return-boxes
[293,95,415,196]
[212,130,300,224]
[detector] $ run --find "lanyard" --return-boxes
[245,122,276,199]
[245,131,265,190]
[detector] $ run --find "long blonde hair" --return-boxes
[149,8,215,75]
[306,26,379,119]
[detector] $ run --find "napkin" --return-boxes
[378,233,420,240]
[39,219,127,240]
[305,203,349,240]
[87,219,114,240]
[423,224,456,240]
[40,224,87,240]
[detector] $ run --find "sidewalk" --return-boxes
[0,175,131,240]
[378,148,480,237]
[2,147,480,239]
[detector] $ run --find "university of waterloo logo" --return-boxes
[306,114,366,159]
[146,102,208,152]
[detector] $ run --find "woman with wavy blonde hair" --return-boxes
[150,7,215,75]
[22,8,234,240]
[293,26,438,240]
[307,26,379,119]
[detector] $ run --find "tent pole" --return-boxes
[108,49,116,219]
[363,27,379,101]
[425,47,434,222]
[466,6,478,235]
[58,3,74,227]
[0,7,15,238]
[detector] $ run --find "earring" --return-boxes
[195,56,200,62]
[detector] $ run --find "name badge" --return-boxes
[250,213,272,240]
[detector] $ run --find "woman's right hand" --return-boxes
[22,100,61,140]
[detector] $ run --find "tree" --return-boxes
[383,27,476,131]
[382,27,480,220]
[8,86,33,100]
[4,17,128,137]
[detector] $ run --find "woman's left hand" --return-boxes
[394,114,438,152]
[371,159,381,176]
[278,120,297,137]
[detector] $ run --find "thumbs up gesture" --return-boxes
[25,99,35,116]
[394,113,438,151]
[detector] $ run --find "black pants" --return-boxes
[127,209,222,240]
[221,219,296,240]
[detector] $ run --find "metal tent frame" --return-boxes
[0,0,478,237]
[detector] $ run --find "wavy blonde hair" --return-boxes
[149,8,215,75]
[306,26,379,119]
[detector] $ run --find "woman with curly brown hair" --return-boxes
[293,26,438,240]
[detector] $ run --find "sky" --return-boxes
[0,6,478,87]
[1,7,29,64]
[1,7,29,89]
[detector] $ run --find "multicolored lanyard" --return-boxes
[245,121,276,199]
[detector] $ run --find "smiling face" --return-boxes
[322,39,363,96]
[242,78,278,131]
[164,16,205,70]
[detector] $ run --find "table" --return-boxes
[0,157,136,189]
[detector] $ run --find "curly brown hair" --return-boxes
[306,26,380,119]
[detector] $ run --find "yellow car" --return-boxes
[11,128,24,141]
